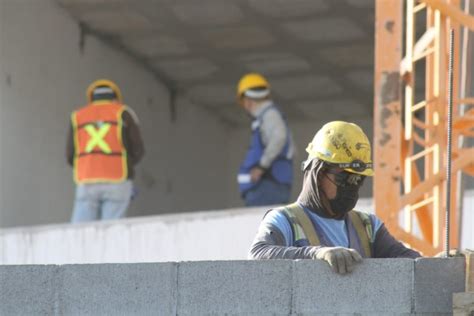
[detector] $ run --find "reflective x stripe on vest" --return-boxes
[72,102,127,184]
[84,124,112,154]
[237,104,293,195]
[280,203,373,258]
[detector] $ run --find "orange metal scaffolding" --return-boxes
[374,0,474,256]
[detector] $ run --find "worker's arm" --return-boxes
[249,210,319,259]
[66,121,74,167]
[258,108,288,169]
[373,224,422,258]
[250,210,362,274]
[249,220,362,274]
[122,109,145,165]
[249,221,319,259]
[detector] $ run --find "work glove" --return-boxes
[312,246,363,274]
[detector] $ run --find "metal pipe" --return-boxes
[445,28,455,258]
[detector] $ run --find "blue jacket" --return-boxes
[237,105,293,195]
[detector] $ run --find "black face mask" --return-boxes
[324,170,365,219]
[328,186,359,219]
[297,159,365,219]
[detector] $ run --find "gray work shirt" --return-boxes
[253,101,295,169]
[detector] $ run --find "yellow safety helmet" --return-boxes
[236,73,270,99]
[305,121,374,176]
[86,79,123,103]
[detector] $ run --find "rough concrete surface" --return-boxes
[414,257,466,314]
[58,263,177,316]
[177,260,293,315]
[453,292,474,316]
[0,265,58,316]
[0,259,467,315]
[293,259,414,315]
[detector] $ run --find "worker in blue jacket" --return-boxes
[236,73,294,206]
[249,121,421,274]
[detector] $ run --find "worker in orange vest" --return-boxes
[66,79,145,223]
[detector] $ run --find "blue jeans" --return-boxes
[71,180,132,223]
[244,178,291,207]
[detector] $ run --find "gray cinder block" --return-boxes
[177,260,292,315]
[414,257,465,314]
[58,263,177,316]
[453,292,474,316]
[0,265,58,316]
[292,258,414,315]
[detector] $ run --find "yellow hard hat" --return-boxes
[236,73,270,98]
[86,79,123,103]
[305,121,374,176]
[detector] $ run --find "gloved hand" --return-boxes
[312,246,363,274]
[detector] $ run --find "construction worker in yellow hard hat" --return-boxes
[249,121,421,274]
[66,79,145,223]
[236,73,295,206]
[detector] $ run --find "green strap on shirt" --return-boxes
[282,203,321,246]
[280,203,373,257]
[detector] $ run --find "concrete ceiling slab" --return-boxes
[152,58,218,81]
[123,36,189,58]
[186,83,236,106]
[240,53,311,75]
[271,75,342,100]
[319,45,373,68]
[201,26,275,50]
[283,18,366,42]
[214,105,250,126]
[56,0,376,125]
[346,0,375,9]
[79,10,153,33]
[247,0,329,18]
[346,70,374,92]
[172,2,244,26]
[58,0,125,5]
[296,99,368,120]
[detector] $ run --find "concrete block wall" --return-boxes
[0,258,465,315]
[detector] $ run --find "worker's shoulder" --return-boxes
[262,207,292,226]
[260,105,285,123]
[263,206,290,220]
[351,209,377,220]
[351,210,384,232]
[121,105,140,124]
[263,103,283,115]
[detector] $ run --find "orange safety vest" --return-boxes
[72,101,128,184]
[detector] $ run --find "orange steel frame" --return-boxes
[374,0,474,256]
